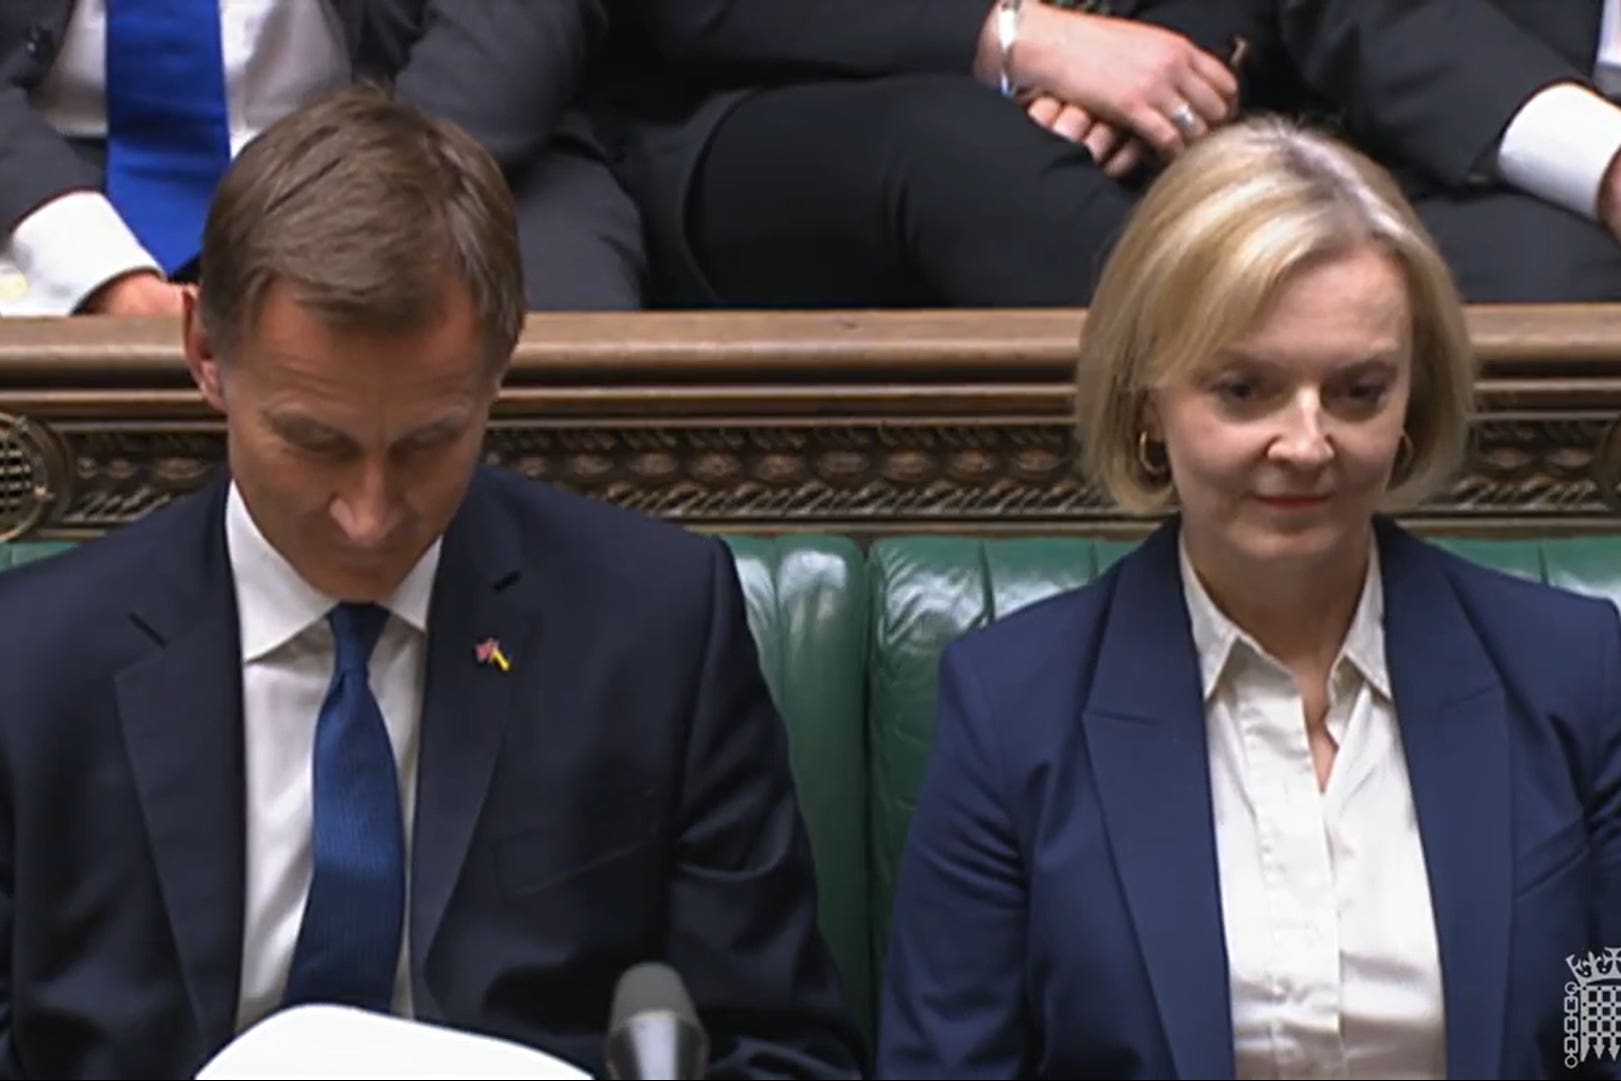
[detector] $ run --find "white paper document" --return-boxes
[195,1004,594,1080]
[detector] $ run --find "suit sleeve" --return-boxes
[664,539,864,1079]
[0,84,159,315]
[633,0,993,81]
[0,83,100,239]
[877,645,1029,1079]
[1276,0,1588,188]
[387,0,607,172]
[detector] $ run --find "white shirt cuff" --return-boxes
[1495,82,1621,221]
[0,191,161,315]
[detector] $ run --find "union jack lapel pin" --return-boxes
[475,637,510,672]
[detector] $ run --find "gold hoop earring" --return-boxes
[1136,430,1170,483]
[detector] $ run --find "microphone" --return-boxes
[605,962,709,1080]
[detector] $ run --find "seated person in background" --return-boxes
[594,0,1241,307]
[1212,0,1621,302]
[0,0,642,316]
[0,86,860,1079]
[879,117,1620,1077]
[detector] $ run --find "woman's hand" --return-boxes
[1002,7,1238,160]
[1024,95,1151,180]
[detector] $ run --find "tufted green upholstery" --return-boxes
[8,530,1621,1046]
[722,535,873,1044]
[0,541,74,569]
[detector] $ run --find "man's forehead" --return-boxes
[236,324,488,385]
[239,275,480,346]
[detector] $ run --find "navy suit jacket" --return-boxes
[0,467,862,1079]
[880,518,1621,1079]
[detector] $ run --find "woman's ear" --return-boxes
[1138,394,1163,440]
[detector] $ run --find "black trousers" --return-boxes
[683,74,1137,307]
[1411,187,1621,303]
[680,72,1621,307]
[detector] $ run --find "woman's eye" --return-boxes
[1345,380,1388,403]
[1213,377,1260,403]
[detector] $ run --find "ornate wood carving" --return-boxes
[6,308,1621,539]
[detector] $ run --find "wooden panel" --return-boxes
[3,307,1621,539]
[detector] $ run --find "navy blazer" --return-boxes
[879,518,1621,1079]
[0,467,861,1079]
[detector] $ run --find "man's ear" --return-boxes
[489,353,513,393]
[181,286,227,412]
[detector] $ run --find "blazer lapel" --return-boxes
[113,477,245,1051]
[409,471,541,1015]
[1082,521,1235,1079]
[1377,521,1512,1079]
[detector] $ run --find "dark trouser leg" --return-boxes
[513,141,646,310]
[687,74,1136,307]
[1411,188,1621,302]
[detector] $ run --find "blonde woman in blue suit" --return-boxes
[879,117,1621,1080]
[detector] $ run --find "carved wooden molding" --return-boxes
[2,413,1617,539]
[5,307,1621,539]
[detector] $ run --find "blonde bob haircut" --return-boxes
[1078,116,1475,514]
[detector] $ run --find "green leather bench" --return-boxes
[6,532,1621,1053]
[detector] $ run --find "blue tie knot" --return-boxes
[328,603,389,675]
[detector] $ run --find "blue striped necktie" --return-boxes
[104,0,233,276]
[282,602,406,1013]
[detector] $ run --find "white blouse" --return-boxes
[1180,541,1447,1080]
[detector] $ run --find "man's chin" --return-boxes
[307,555,415,604]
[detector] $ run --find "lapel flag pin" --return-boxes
[475,637,510,672]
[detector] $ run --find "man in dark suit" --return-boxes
[593,0,1242,307]
[0,0,641,315]
[1213,0,1621,301]
[0,86,861,1078]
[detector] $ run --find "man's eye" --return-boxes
[289,433,349,457]
[397,430,457,456]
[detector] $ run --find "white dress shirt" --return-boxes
[0,0,349,315]
[226,483,440,1033]
[1181,540,1448,1081]
[1497,0,1621,221]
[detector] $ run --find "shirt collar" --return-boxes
[225,482,441,663]
[1339,541,1390,701]
[1178,533,1390,703]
